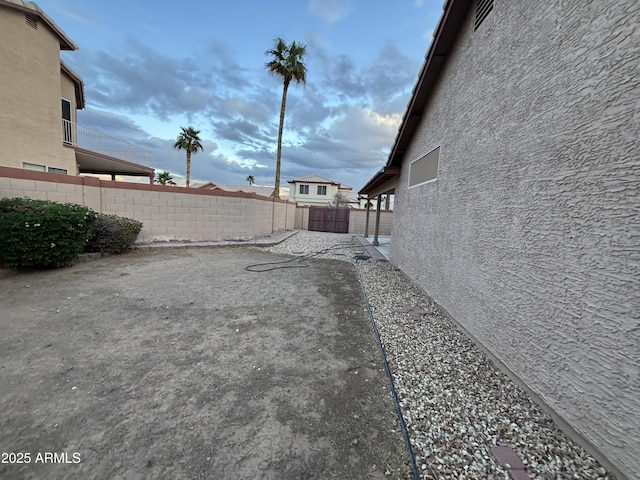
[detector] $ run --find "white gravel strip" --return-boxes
[268,230,613,480]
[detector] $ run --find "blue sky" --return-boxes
[37,0,443,192]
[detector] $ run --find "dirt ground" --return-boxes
[0,247,411,479]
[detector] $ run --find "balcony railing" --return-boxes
[62,118,153,167]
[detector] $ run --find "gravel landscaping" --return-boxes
[268,230,613,480]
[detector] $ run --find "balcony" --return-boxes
[62,119,154,181]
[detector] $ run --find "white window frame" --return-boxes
[23,162,46,172]
[299,184,309,195]
[317,185,327,195]
[408,146,440,188]
[23,163,68,175]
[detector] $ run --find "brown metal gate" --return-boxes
[308,206,350,233]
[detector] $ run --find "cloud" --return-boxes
[308,0,351,23]
[211,118,273,146]
[67,33,421,192]
[67,39,258,122]
[308,42,420,112]
[327,106,401,154]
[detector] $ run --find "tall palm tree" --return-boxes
[173,126,203,188]
[265,37,307,198]
[247,175,255,186]
[155,170,176,186]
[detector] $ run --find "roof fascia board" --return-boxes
[0,0,78,50]
[386,0,472,168]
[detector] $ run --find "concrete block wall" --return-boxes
[390,2,639,478]
[349,209,393,236]
[0,167,295,243]
[294,205,309,230]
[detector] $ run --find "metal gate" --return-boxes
[308,206,350,233]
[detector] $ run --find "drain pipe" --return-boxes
[356,267,421,480]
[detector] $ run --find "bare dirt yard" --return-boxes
[0,247,411,479]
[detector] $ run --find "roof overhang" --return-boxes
[0,0,78,50]
[359,0,472,193]
[387,0,472,169]
[71,146,154,177]
[358,166,400,197]
[60,61,85,109]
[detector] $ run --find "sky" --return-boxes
[37,0,444,193]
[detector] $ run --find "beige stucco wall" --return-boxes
[0,168,296,242]
[294,205,310,230]
[390,2,639,478]
[0,6,77,173]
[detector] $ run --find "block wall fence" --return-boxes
[0,167,296,243]
[0,167,392,242]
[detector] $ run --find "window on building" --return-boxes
[408,146,439,188]
[23,163,68,174]
[23,162,46,172]
[299,184,309,194]
[62,98,72,144]
[317,185,327,195]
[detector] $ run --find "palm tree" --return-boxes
[265,37,307,198]
[173,126,203,188]
[246,175,255,186]
[155,170,176,186]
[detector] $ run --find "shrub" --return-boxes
[84,213,143,254]
[0,197,97,270]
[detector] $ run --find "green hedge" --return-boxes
[84,213,143,254]
[0,198,97,270]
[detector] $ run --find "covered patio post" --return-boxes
[373,194,382,246]
[364,198,371,238]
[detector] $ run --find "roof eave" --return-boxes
[386,0,473,168]
[60,60,85,109]
[0,0,78,50]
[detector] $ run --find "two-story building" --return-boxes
[287,174,357,207]
[0,0,153,182]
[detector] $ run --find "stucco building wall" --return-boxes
[390,1,639,477]
[0,6,76,173]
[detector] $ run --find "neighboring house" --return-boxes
[360,1,638,479]
[287,174,357,207]
[197,182,275,198]
[0,0,153,182]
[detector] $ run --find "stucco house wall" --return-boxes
[0,4,77,173]
[390,1,639,478]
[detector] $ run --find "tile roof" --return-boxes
[286,174,340,185]
[197,182,274,197]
